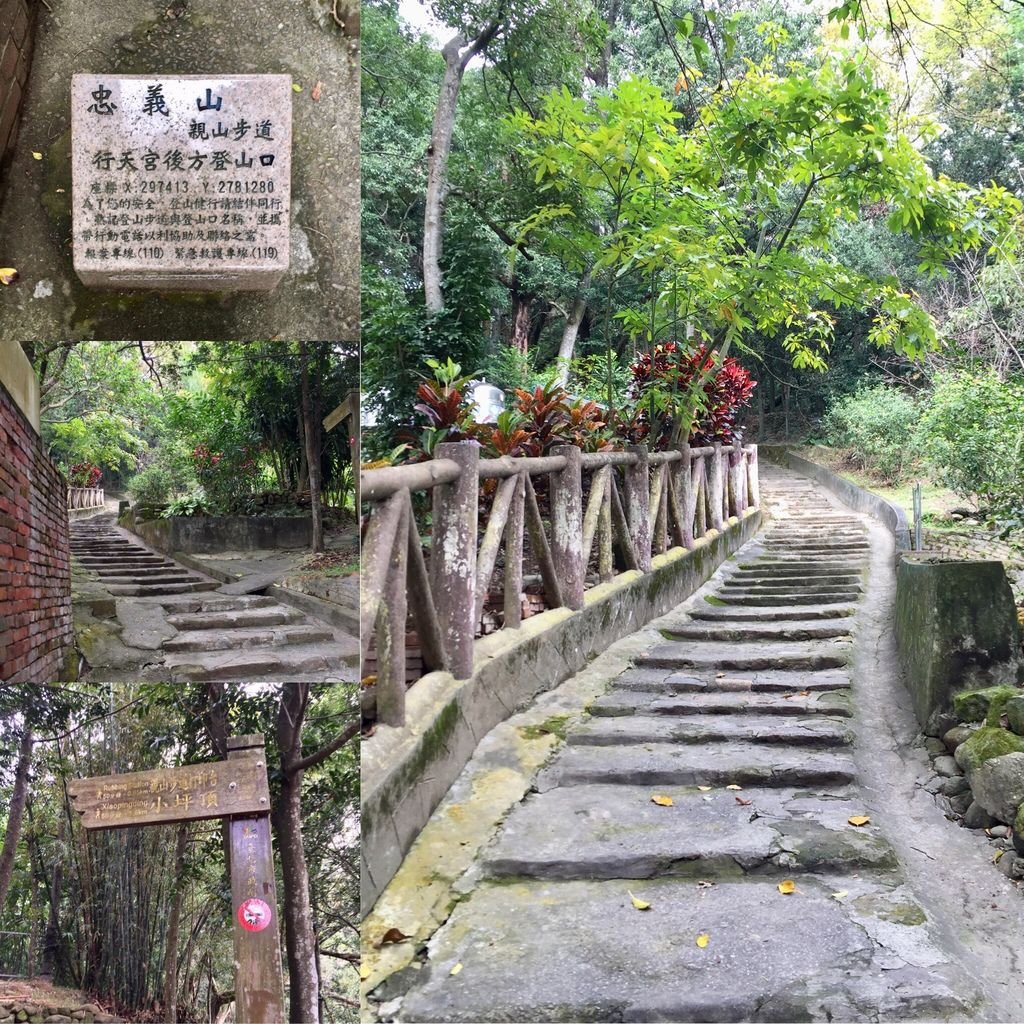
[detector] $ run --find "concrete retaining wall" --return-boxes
[131,513,312,553]
[0,339,72,683]
[760,445,911,549]
[361,508,762,914]
[895,556,1023,731]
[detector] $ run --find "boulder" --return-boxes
[968,752,1024,824]
[963,801,997,829]
[954,726,1024,774]
[1006,696,1024,736]
[943,724,978,751]
[932,755,961,778]
[952,685,1022,725]
[941,776,970,797]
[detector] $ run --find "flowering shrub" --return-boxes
[629,343,756,446]
[191,443,263,510]
[69,463,102,488]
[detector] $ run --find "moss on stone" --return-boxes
[1005,696,1024,736]
[953,685,1022,725]
[518,714,570,741]
[955,725,1024,774]
[704,595,727,606]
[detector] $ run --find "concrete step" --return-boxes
[721,572,861,587]
[538,741,858,789]
[98,573,201,586]
[567,713,853,747]
[163,645,351,681]
[167,606,306,630]
[636,639,852,671]
[396,878,971,1023]
[688,603,856,622]
[589,689,851,719]
[485,785,893,879]
[90,566,191,578]
[607,666,851,694]
[163,623,334,652]
[705,592,861,607]
[735,561,865,574]
[718,582,863,597]
[106,581,221,596]
[661,618,855,642]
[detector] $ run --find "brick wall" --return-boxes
[0,377,72,683]
[0,0,36,180]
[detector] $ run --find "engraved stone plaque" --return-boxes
[71,74,291,291]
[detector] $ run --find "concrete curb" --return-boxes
[760,445,911,550]
[361,507,762,914]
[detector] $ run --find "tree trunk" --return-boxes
[554,271,591,386]
[509,289,533,354]
[0,726,33,914]
[424,20,503,313]
[163,825,189,1023]
[299,342,325,553]
[275,686,320,1024]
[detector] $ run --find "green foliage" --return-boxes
[161,492,210,518]
[46,411,147,479]
[822,384,921,481]
[125,461,188,506]
[915,371,1024,517]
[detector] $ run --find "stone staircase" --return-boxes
[393,468,975,1023]
[71,517,219,596]
[71,517,357,682]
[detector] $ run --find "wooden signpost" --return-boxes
[67,735,286,1023]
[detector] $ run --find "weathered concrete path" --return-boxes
[72,515,357,681]
[365,465,1024,1023]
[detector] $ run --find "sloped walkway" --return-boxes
[71,515,358,682]
[364,465,1024,1023]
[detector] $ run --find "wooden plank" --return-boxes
[323,389,358,433]
[229,814,286,1023]
[66,754,270,830]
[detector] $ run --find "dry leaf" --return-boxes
[292,82,303,93]
[377,927,410,947]
[311,80,323,101]
[697,785,712,792]
[725,784,742,791]
[994,849,1005,863]
[628,890,651,911]
[831,891,848,901]
[449,962,463,976]
[651,794,674,807]
[735,796,752,806]
[359,963,371,980]
[32,152,42,160]
[0,268,19,286]
[696,933,710,948]
[778,879,796,895]
[702,795,713,802]
[696,880,716,889]
[847,815,871,827]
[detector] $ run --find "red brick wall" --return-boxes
[0,378,72,683]
[0,0,36,180]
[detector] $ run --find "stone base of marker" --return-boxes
[71,74,291,292]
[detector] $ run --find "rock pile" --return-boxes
[0,1001,121,1024]
[922,684,1024,879]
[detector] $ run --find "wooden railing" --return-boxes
[67,487,104,509]
[361,439,759,726]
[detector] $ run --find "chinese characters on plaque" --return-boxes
[71,75,292,291]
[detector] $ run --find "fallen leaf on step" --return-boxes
[697,880,716,889]
[359,963,371,980]
[450,962,463,976]
[628,891,652,911]
[725,784,742,791]
[702,795,713,802]
[778,879,796,895]
[0,268,19,286]
[735,796,752,806]
[831,891,848,901]
[696,933,710,948]
[32,152,42,160]
[847,815,871,827]
[311,80,323,101]
[377,927,411,947]
[994,849,1005,863]
[651,794,674,807]
[697,785,713,792]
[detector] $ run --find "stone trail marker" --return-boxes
[71,74,291,291]
[67,735,286,1023]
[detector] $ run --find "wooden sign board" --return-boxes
[66,753,270,830]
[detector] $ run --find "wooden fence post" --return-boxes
[226,736,285,1024]
[503,474,525,629]
[431,441,479,680]
[747,445,760,509]
[376,496,409,726]
[624,444,652,572]
[550,445,584,610]
[709,442,725,531]
[678,444,694,547]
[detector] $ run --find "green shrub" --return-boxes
[126,464,177,505]
[822,384,921,481]
[162,493,210,518]
[915,371,1024,518]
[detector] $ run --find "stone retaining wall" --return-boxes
[0,344,72,683]
[0,1000,120,1023]
[0,0,36,184]
[128,513,312,553]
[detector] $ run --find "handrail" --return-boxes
[67,486,105,510]
[360,439,760,726]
